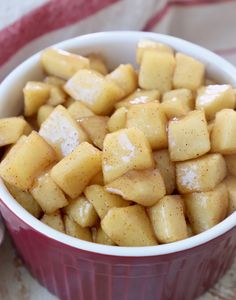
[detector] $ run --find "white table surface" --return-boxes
[0,233,235,300]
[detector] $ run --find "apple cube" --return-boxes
[0,132,55,190]
[184,183,228,233]
[64,69,124,115]
[37,105,54,127]
[115,88,160,109]
[160,97,191,119]
[136,39,173,64]
[139,50,175,94]
[162,88,194,109]
[65,196,98,227]
[51,142,102,199]
[64,215,92,241]
[173,53,205,91]
[224,176,236,214]
[84,185,128,219]
[148,195,187,243]
[87,53,108,75]
[102,128,154,183]
[107,107,127,132]
[39,105,88,158]
[196,84,235,120]
[126,102,168,150]
[211,109,236,154]
[168,110,210,161]
[101,205,157,246]
[41,48,89,80]
[176,153,227,194]
[0,117,30,146]
[80,116,109,150]
[106,168,166,207]
[23,82,50,116]
[67,101,94,120]
[153,149,176,194]
[225,154,236,176]
[106,64,138,97]
[31,171,68,214]
[41,211,65,233]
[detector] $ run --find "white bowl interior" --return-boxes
[0,31,236,257]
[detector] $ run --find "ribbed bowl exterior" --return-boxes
[1,201,236,300]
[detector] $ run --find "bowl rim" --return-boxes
[0,31,236,257]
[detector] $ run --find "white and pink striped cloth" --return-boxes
[0,0,236,82]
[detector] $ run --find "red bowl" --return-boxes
[0,32,236,300]
[0,215,4,246]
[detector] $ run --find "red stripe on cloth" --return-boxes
[215,47,236,56]
[143,4,170,32]
[143,0,235,31]
[0,0,119,66]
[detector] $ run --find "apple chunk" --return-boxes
[102,128,154,183]
[106,168,166,207]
